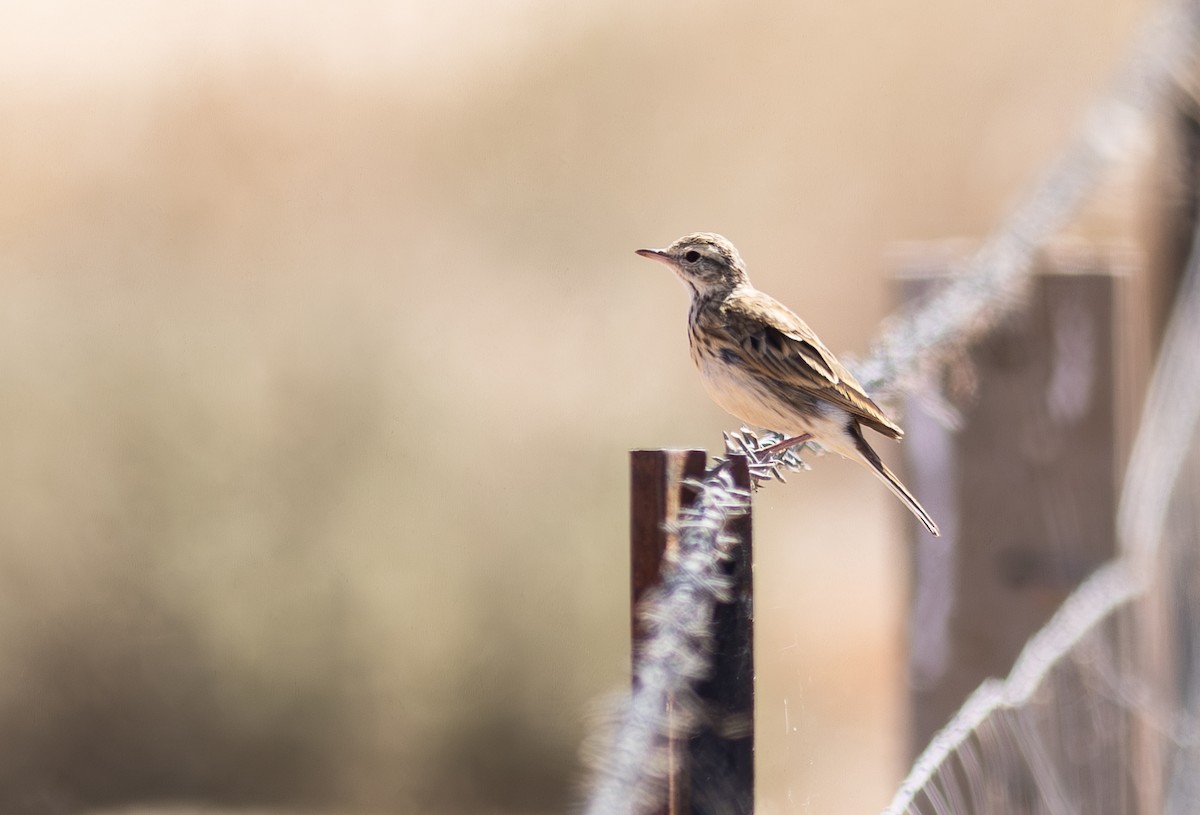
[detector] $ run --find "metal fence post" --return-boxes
[630,450,754,814]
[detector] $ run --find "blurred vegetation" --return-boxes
[0,1,1149,813]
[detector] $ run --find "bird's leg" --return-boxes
[759,433,812,456]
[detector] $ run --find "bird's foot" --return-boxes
[719,427,811,488]
[758,433,812,456]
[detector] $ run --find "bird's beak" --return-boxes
[635,248,671,265]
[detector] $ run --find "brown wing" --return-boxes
[719,289,903,439]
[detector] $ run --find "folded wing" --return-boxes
[722,290,904,439]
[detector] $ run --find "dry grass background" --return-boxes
[0,1,1151,813]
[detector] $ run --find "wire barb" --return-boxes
[717,426,810,487]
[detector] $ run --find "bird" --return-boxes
[636,232,940,536]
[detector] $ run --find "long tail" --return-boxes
[847,423,940,536]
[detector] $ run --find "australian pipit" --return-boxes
[637,232,940,536]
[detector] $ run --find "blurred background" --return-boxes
[0,1,1155,813]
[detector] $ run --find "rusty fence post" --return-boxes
[630,450,754,815]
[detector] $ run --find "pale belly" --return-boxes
[695,352,848,443]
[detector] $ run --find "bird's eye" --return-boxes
[684,250,701,263]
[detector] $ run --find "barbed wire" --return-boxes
[858,0,1199,401]
[1119,209,1200,572]
[584,1,1200,812]
[584,466,749,815]
[881,560,1140,815]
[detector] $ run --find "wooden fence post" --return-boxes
[897,248,1133,756]
[630,450,754,815]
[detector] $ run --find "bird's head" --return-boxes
[636,232,749,297]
